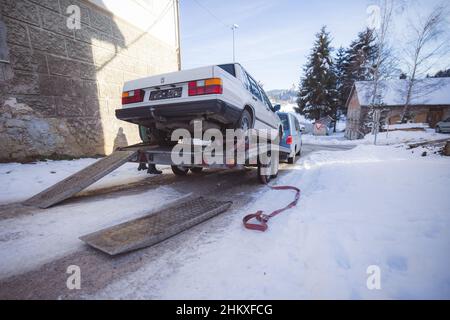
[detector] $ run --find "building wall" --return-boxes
[0,0,179,162]
[344,89,450,139]
[344,90,364,140]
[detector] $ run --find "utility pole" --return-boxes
[231,24,239,62]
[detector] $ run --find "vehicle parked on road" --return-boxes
[435,118,450,133]
[116,63,282,145]
[277,112,302,164]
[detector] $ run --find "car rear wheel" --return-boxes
[436,126,441,133]
[236,109,253,131]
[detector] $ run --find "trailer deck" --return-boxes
[21,139,291,255]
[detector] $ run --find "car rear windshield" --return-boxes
[278,113,290,130]
[218,64,236,77]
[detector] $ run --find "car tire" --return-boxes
[236,109,253,131]
[171,165,189,176]
[436,126,441,133]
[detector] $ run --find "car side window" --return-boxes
[247,73,262,101]
[239,66,251,91]
[294,119,300,132]
[261,89,273,110]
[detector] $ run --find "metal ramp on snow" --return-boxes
[80,197,232,255]
[23,150,138,209]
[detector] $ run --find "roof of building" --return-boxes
[353,78,450,107]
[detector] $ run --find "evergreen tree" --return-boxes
[297,26,338,121]
[340,28,377,106]
[431,69,450,78]
[334,46,348,116]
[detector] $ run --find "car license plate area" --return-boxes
[150,87,182,101]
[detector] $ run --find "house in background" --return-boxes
[0,0,180,162]
[345,78,450,140]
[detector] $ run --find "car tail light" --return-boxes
[286,135,293,145]
[122,89,145,104]
[188,78,222,96]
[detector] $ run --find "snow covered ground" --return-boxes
[0,184,185,279]
[302,129,450,146]
[1,141,449,299]
[89,144,450,299]
[0,160,171,205]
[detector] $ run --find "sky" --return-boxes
[178,0,448,90]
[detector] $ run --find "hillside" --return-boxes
[267,89,298,105]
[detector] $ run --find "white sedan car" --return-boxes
[116,63,282,145]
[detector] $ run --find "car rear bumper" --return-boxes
[115,99,242,126]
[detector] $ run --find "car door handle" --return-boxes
[252,96,257,101]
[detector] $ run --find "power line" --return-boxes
[191,0,230,28]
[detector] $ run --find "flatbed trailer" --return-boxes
[22,138,292,255]
[24,139,291,209]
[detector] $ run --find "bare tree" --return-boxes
[366,0,401,144]
[400,4,449,122]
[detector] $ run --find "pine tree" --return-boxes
[340,28,377,105]
[297,26,338,121]
[334,46,348,116]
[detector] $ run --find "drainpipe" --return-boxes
[175,0,181,70]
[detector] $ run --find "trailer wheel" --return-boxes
[190,167,203,174]
[171,165,189,176]
[257,164,271,184]
[257,133,280,184]
[258,155,278,184]
[287,153,295,164]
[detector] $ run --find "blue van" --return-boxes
[277,112,302,164]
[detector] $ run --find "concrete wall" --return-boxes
[0,0,179,162]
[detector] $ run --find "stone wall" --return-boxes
[0,0,179,162]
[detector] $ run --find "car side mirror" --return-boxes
[273,104,281,112]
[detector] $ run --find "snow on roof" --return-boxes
[354,78,450,107]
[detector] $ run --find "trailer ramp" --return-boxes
[23,150,138,209]
[80,197,232,255]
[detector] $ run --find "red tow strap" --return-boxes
[243,185,301,232]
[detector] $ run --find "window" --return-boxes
[246,73,262,101]
[294,118,300,131]
[239,66,251,91]
[278,113,289,129]
[261,89,273,110]
[218,64,236,77]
